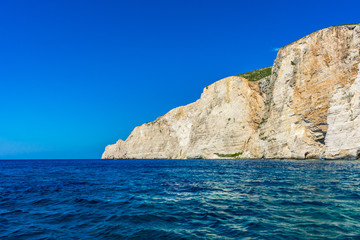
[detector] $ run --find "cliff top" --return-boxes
[282,23,360,49]
[235,23,360,82]
[236,66,272,81]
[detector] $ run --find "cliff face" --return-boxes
[102,76,265,159]
[258,24,360,159]
[102,25,360,160]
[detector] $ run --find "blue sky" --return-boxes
[1,0,359,159]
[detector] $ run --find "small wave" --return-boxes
[74,198,102,205]
[66,180,91,185]
[119,212,181,225]
[0,209,28,216]
[129,229,186,240]
[31,198,53,205]
[44,212,78,225]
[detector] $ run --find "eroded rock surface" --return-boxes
[102,76,265,159]
[103,25,360,159]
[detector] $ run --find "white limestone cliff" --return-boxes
[102,76,265,159]
[102,24,360,159]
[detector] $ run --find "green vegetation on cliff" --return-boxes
[236,67,272,81]
[215,152,243,158]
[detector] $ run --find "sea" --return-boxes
[1,159,360,239]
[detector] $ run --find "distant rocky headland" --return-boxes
[102,24,360,160]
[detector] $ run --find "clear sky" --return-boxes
[0,0,359,159]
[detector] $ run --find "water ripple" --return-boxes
[1,159,360,239]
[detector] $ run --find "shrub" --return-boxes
[236,66,272,81]
[215,152,243,158]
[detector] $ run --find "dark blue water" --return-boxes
[1,159,360,239]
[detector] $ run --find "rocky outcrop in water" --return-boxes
[102,24,360,160]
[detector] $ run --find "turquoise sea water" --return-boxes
[1,159,360,239]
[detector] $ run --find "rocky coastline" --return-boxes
[103,24,360,160]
